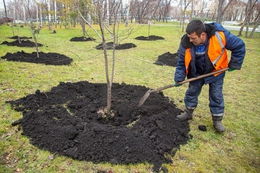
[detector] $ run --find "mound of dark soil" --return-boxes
[1,40,43,47]
[8,81,191,172]
[70,36,96,42]
[1,50,73,65]
[8,36,32,39]
[135,35,164,41]
[95,42,137,50]
[154,52,178,67]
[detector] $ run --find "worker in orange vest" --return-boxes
[174,20,245,132]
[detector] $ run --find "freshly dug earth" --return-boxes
[1,39,43,47]
[1,50,73,65]
[70,36,96,42]
[135,35,164,41]
[154,52,178,67]
[8,36,32,39]
[9,81,191,172]
[95,42,137,50]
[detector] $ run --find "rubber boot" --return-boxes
[177,107,194,121]
[212,116,225,132]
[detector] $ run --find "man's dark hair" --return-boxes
[186,20,206,37]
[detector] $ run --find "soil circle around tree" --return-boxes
[154,52,178,67]
[70,36,96,42]
[135,35,165,41]
[95,42,137,50]
[8,36,32,39]
[1,50,73,65]
[1,39,43,47]
[8,81,191,172]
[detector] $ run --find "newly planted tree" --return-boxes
[74,0,141,114]
[30,24,40,58]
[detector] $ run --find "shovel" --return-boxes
[137,67,229,108]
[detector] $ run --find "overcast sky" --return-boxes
[0,0,10,10]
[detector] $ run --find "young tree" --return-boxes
[74,0,144,114]
[30,24,40,58]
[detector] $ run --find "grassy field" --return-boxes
[0,22,260,173]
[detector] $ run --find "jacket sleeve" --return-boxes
[174,44,187,82]
[224,30,246,70]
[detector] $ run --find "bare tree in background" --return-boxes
[216,0,235,24]
[3,0,8,20]
[249,2,260,38]
[181,0,192,32]
[237,0,258,37]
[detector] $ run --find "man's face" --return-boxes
[187,32,206,46]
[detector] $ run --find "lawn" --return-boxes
[0,22,260,173]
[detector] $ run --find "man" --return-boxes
[174,20,245,132]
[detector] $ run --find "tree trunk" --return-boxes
[3,0,8,20]
[249,13,260,38]
[125,0,130,26]
[216,0,224,23]
[216,0,234,24]
[238,0,258,36]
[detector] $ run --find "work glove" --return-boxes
[174,81,182,87]
[228,68,235,72]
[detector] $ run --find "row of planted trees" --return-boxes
[3,0,260,113]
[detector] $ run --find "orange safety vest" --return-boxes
[184,31,228,76]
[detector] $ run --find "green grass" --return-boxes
[0,22,260,173]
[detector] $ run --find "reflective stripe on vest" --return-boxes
[184,31,228,76]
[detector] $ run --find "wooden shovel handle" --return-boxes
[178,67,229,84]
[152,68,229,92]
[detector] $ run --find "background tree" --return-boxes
[249,1,260,38]
[237,0,258,37]
[30,24,40,58]
[180,0,192,32]
[3,0,8,21]
[216,0,235,24]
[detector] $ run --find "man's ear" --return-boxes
[201,32,206,37]
[200,32,207,39]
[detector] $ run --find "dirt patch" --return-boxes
[1,50,73,65]
[154,52,178,67]
[135,35,164,41]
[9,81,191,172]
[1,40,43,47]
[70,36,96,42]
[8,36,32,39]
[95,42,137,50]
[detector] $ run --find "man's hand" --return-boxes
[228,68,235,72]
[174,81,182,87]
